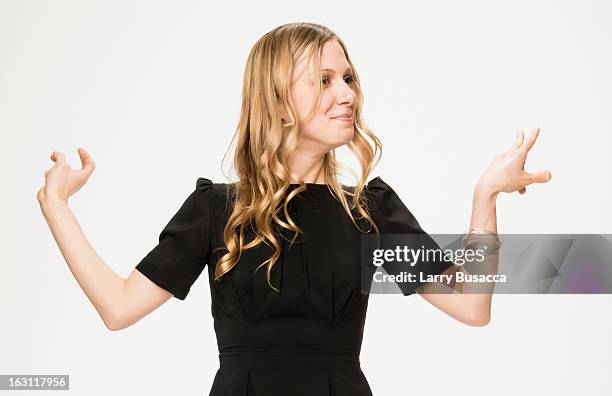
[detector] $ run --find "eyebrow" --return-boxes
[320,67,353,74]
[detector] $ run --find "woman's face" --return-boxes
[285,39,357,153]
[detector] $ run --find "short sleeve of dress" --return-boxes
[135,177,213,300]
[366,176,455,296]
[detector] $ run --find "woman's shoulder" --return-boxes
[195,177,234,194]
[195,177,237,221]
[363,175,425,233]
[364,175,401,204]
[365,175,391,192]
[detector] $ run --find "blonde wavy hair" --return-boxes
[212,22,382,291]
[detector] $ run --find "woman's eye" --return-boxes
[321,75,355,86]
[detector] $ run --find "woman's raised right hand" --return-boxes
[37,147,96,204]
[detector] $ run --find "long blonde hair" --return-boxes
[213,22,382,291]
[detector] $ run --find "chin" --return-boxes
[329,129,355,148]
[340,128,355,144]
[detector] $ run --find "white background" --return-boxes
[1,0,611,395]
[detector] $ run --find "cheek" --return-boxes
[309,95,336,126]
[290,85,316,122]
[320,94,336,116]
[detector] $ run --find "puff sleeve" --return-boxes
[366,176,455,296]
[135,177,213,300]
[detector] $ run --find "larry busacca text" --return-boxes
[371,245,507,285]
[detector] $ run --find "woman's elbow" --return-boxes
[102,314,124,331]
[466,309,491,327]
[101,307,129,331]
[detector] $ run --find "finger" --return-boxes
[78,147,95,172]
[524,170,552,184]
[51,151,66,163]
[521,127,540,152]
[514,130,524,149]
[519,187,526,194]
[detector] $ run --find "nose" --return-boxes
[336,82,356,107]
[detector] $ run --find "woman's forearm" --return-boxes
[458,180,500,315]
[38,193,126,329]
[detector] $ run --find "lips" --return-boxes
[332,113,353,121]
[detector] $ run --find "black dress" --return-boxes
[135,176,453,395]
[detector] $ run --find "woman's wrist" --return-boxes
[470,177,499,233]
[474,177,499,201]
[38,188,69,214]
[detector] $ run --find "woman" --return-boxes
[37,22,551,395]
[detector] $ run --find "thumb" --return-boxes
[78,147,96,175]
[525,170,552,184]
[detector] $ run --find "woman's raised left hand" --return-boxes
[477,127,551,195]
